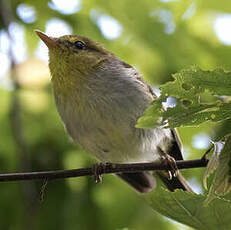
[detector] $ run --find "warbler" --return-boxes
[35,30,193,193]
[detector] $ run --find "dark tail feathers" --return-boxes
[156,171,194,193]
[117,171,156,193]
[117,171,193,193]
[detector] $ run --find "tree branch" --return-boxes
[0,158,209,182]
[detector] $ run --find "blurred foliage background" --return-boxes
[0,0,231,229]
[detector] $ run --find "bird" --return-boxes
[35,30,193,193]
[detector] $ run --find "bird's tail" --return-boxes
[117,171,193,193]
[156,171,194,193]
[117,171,156,193]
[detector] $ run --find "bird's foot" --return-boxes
[161,155,178,179]
[92,163,105,183]
[92,162,115,183]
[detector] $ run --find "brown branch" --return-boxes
[0,158,209,182]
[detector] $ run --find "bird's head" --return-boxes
[35,30,114,92]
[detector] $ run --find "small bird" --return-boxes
[35,30,193,193]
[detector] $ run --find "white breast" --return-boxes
[53,61,174,163]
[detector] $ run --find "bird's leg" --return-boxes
[162,155,178,178]
[92,163,105,183]
[158,147,178,179]
[92,162,115,183]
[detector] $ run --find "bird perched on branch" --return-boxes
[35,30,193,193]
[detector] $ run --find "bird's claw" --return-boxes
[92,162,115,183]
[161,155,178,179]
[92,163,104,183]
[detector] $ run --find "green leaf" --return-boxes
[162,66,231,98]
[205,135,231,205]
[145,189,231,230]
[136,100,163,128]
[137,66,231,129]
[203,141,224,190]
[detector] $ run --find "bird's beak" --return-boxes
[35,30,57,48]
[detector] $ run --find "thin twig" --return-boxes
[0,158,209,182]
[201,144,213,161]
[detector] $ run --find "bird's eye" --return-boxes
[74,41,86,50]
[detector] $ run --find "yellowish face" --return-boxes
[51,34,114,76]
[35,30,114,81]
[35,30,116,95]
